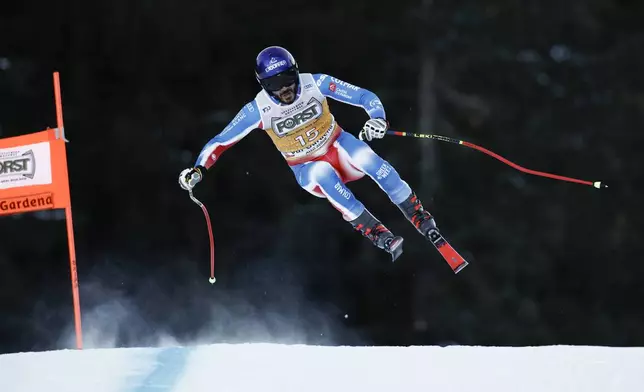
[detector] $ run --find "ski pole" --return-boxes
[188,190,216,284]
[387,130,607,189]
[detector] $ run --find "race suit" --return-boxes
[195,73,411,221]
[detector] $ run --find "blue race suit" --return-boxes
[195,73,411,221]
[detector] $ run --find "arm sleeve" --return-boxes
[313,73,386,120]
[195,101,262,169]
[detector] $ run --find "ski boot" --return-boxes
[398,192,469,273]
[350,209,404,262]
[397,192,439,239]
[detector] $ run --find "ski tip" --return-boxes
[453,261,469,274]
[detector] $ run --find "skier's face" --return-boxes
[273,83,297,104]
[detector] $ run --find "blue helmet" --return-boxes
[255,46,299,93]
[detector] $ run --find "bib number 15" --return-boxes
[295,129,319,146]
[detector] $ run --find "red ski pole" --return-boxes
[189,190,216,284]
[387,130,607,189]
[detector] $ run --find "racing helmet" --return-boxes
[255,46,300,94]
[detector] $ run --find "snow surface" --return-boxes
[1,344,643,392]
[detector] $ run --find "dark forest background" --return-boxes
[1,0,643,354]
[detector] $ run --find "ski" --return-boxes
[427,229,469,274]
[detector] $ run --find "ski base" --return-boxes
[427,229,469,274]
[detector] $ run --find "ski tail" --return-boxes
[427,229,469,273]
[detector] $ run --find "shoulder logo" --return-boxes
[330,77,360,91]
[316,74,328,87]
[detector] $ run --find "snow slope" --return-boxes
[1,344,643,392]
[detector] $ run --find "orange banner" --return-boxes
[0,129,71,215]
[0,72,83,350]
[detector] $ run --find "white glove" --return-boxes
[359,118,388,141]
[178,167,203,191]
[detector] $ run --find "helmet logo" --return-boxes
[265,59,287,72]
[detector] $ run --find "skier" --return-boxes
[178,46,438,261]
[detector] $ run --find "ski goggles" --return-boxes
[260,68,299,91]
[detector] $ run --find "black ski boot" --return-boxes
[350,209,404,262]
[397,192,439,239]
